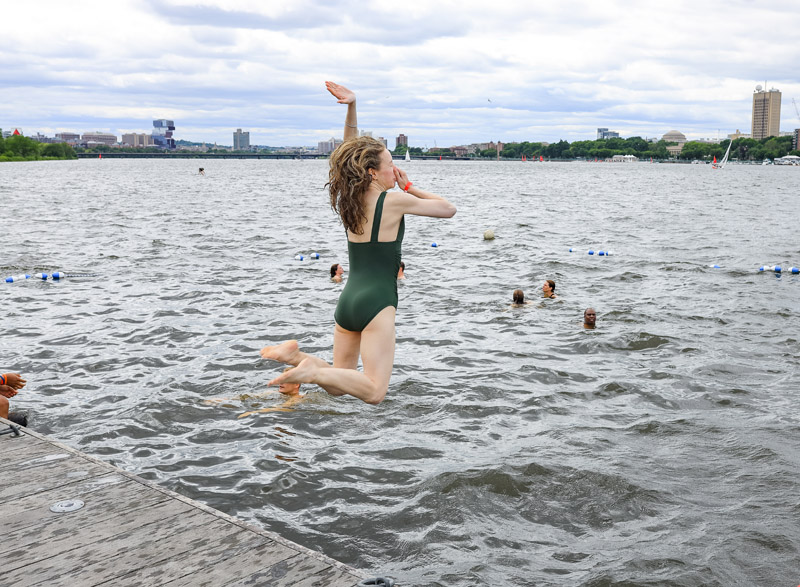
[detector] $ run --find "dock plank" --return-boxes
[0,437,57,459]
[223,551,334,586]
[2,474,161,541]
[1,421,367,587]
[5,496,189,573]
[158,540,300,587]
[0,456,109,502]
[113,530,272,585]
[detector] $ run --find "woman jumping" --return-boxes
[260,81,456,404]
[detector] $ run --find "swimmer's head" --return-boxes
[328,136,393,234]
[512,289,524,304]
[279,366,301,395]
[330,263,342,278]
[583,307,596,328]
[543,279,556,296]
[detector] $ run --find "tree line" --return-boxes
[0,135,77,162]
[393,135,799,161]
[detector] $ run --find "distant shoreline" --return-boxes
[74,152,703,163]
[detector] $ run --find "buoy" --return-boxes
[709,264,721,269]
[4,274,30,283]
[310,252,320,259]
[569,248,613,256]
[483,230,495,240]
[760,265,799,274]
[4,272,95,283]
[294,255,305,261]
[431,242,438,247]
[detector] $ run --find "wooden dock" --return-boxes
[0,418,370,587]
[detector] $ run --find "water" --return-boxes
[2,159,800,586]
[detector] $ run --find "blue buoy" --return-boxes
[4,274,30,283]
[710,264,721,269]
[431,242,438,247]
[310,252,320,259]
[570,248,613,256]
[294,255,304,261]
[759,265,789,273]
[790,267,799,274]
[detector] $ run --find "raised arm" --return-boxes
[391,166,457,218]
[325,81,358,142]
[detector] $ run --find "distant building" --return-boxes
[396,134,408,149]
[233,128,250,150]
[728,129,751,141]
[377,136,387,148]
[611,154,639,163]
[318,137,343,155]
[662,130,687,156]
[56,132,80,143]
[82,132,117,145]
[122,133,154,148]
[2,128,23,138]
[477,141,504,152]
[751,85,781,140]
[597,128,620,140]
[152,119,176,149]
[451,146,468,157]
[360,130,373,138]
[793,129,799,151]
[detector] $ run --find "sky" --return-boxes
[3,0,800,148]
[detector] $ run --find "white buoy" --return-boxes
[483,229,495,240]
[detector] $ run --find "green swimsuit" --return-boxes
[334,192,404,332]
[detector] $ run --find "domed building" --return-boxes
[662,130,687,156]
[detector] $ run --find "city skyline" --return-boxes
[4,1,800,147]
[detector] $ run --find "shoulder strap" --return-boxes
[370,191,387,242]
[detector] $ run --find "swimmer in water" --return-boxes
[199,167,205,176]
[583,307,597,329]
[511,289,531,306]
[260,81,457,405]
[205,367,308,417]
[238,367,307,417]
[331,263,344,282]
[542,279,557,299]
[397,261,405,280]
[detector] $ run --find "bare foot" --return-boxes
[260,340,300,365]
[269,357,317,386]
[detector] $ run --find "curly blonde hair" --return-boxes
[327,136,387,234]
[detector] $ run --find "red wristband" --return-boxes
[403,181,412,192]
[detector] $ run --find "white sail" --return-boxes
[405,150,411,162]
[713,140,732,169]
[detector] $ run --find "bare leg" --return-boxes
[269,308,396,404]
[0,396,9,419]
[260,339,331,370]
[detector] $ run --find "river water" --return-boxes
[2,158,799,586]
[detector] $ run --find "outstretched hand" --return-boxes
[325,81,356,104]
[0,386,18,399]
[2,373,25,390]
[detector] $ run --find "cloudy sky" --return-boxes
[4,0,800,148]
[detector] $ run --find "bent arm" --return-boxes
[325,81,358,141]
[394,188,457,218]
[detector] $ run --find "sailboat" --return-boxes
[712,140,732,170]
[405,149,411,162]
